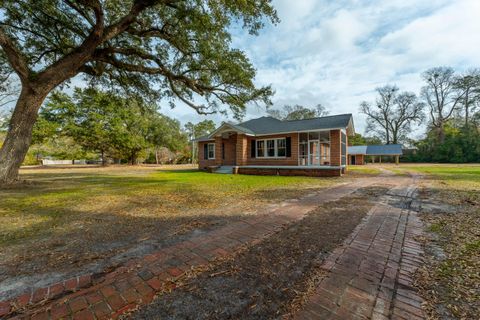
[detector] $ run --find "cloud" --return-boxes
[218,0,479,137]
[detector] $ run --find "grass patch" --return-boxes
[404,164,480,319]
[347,165,382,175]
[0,165,338,283]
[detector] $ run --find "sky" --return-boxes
[2,0,479,138]
[169,0,480,138]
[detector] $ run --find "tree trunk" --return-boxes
[155,148,159,165]
[101,150,106,166]
[0,88,47,184]
[437,121,445,143]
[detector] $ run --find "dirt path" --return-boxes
[1,175,387,319]
[293,172,426,320]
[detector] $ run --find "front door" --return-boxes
[351,155,356,165]
[309,141,320,166]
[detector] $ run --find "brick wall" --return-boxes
[330,129,341,166]
[246,133,298,166]
[356,154,364,165]
[348,154,365,165]
[236,134,248,166]
[198,141,216,169]
[223,134,237,165]
[238,167,342,177]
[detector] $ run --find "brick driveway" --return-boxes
[294,174,426,320]
[1,173,427,320]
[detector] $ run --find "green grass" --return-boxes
[347,166,382,175]
[0,166,337,246]
[398,164,480,184]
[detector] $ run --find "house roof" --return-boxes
[348,146,368,155]
[348,144,403,156]
[205,114,354,139]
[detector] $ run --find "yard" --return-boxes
[391,164,480,320]
[0,165,339,300]
[1,163,479,320]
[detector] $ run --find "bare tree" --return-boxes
[267,104,329,120]
[389,92,425,144]
[421,67,464,142]
[361,85,424,144]
[360,85,398,144]
[453,69,480,127]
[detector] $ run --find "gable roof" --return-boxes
[348,144,403,156]
[206,114,354,139]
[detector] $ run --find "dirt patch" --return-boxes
[415,186,480,320]
[127,186,389,320]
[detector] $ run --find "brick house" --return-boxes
[196,114,354,176]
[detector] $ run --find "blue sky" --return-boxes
[171,0,480,137]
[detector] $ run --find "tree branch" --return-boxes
[0,28,30,83]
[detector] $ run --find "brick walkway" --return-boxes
[1,177,381,320]
[294,175,426,320]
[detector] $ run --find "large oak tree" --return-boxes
[0,0,277,183]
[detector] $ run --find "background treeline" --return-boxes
[359,66,480,163]
[0,87,215,165]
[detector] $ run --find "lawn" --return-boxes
[0,165,338,298]
[393,164,480,319]
[346,165,382,176]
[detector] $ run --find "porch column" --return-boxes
[215,136,222,166]
[236,134,248,166]
[330,129,341,166]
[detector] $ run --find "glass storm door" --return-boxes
[309,141,320,166]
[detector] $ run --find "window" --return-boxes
[320,131,330,143]
[256,138,287,158]
[277,138,286,157]
[207,143,215,159]
[257,140,265,157]
[298,131,331,166]
[299,133,308,143]
[267,139,275,157]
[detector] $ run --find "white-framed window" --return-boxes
[277,138,286,157]
[256,138,286,158]
[207,143,215,159]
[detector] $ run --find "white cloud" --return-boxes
[223,0,480,136]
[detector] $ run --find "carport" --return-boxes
[348,144,403,165]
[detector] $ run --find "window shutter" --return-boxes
[286,137,291,157]
[203,144,208,160]
[250,139,256,158]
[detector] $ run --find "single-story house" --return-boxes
[348,144,403,165]
[195,114,354,176]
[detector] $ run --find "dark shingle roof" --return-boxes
[193,135,214,142]
[348,144,403,155]
[236,114,353,135]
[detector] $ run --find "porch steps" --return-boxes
[214,166,234,174]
